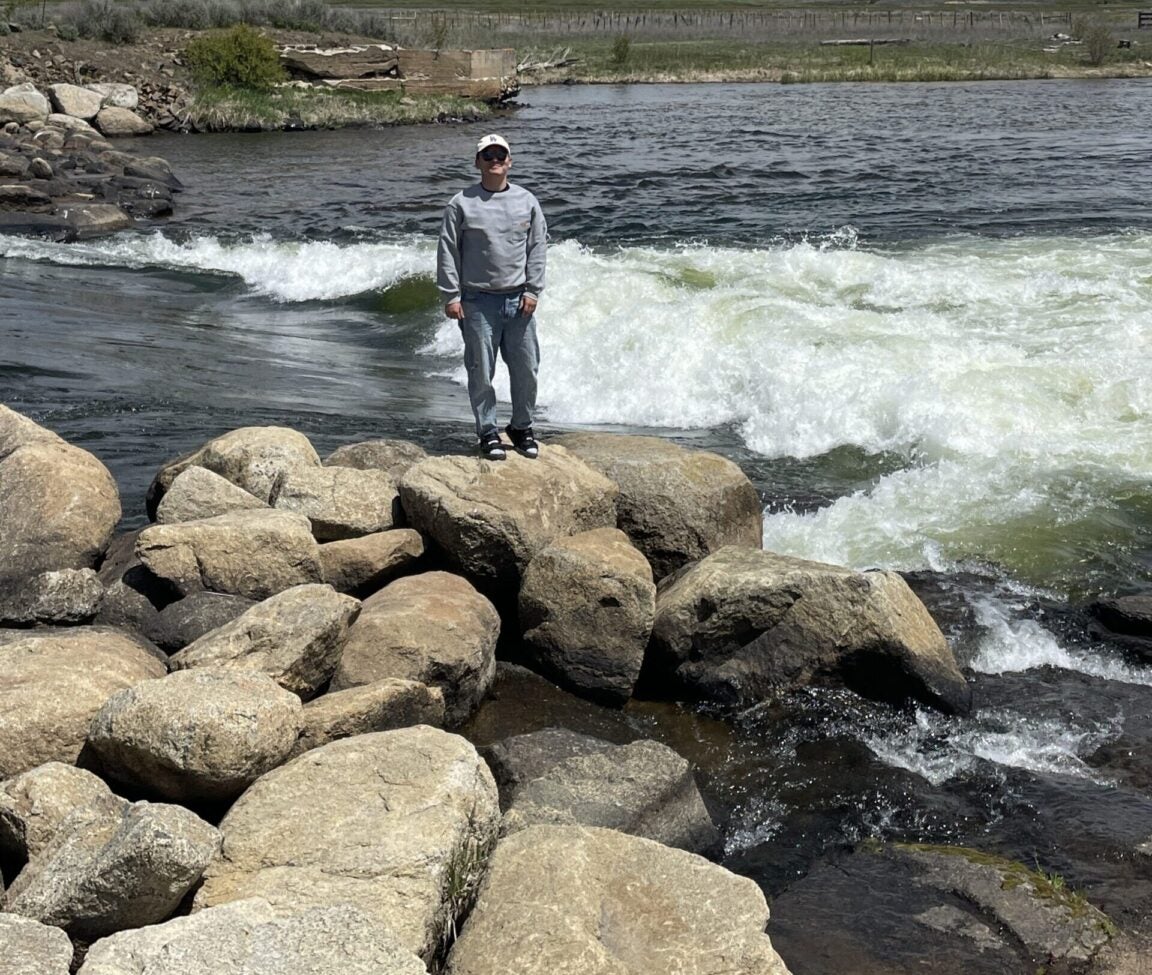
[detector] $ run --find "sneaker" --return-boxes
[478,432,506,460]
[505,424,539,459]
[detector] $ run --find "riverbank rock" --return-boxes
[47,82,103,119]
[270,465,400,540]
[136,509,323,600]
[169,584,359,698]
[554,432,763,579]
[325,438,428,479]
[0,627,167,778]
[1089,592,1152,661]
[649,546,971,714]
[0,405,121,578]
[193,727,501,963]
[155,465,269,523]
[3,796,220,939]
[480,727,615,810]
[147,426,322,514]
[444,825,792,975]
[88,670,304,802]
[332,572,498,725]
[319,528,425,595]
[0,83,49,123]
[0,762,112,862]
[290,678,446,757]
[144,591,256,652]
[519,527,655,705]
[0,567,103,625]
[0,914,72,975]
[77,899,429,975]
[93,105,153,137]
[502,738,719,854]
[93,529,169,634]
[398,448,617,589]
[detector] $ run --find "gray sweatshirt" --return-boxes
[436,182,547,303]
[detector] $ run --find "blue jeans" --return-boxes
[459,290,539,439]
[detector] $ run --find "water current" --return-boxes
[3,79,1152,967]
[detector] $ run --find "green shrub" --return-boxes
[610,35,631,67]
[1074,17,1113,67]
[74,0,141,44]
[184,25,287,89]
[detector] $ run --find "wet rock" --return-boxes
[444,825,792,975]
[319,527,425,595]
[269,465,400,540]
[649,546,971,714]
[47,82,102,120]
[148,426,322,514]
[170,583,359,699]
[144,591,256,652]
[0,180,51,210]
[155,465,268,524]
[290,678,446,757]
[0,567,103,625]
[0,627,167,778]
[28,155,50,178]
[1090,593,1152,646]
[502,738,719,855]
[398,448,617,589]
[77,899,429,975]
[479,727,615,810]
[94,106,152,137]
[324,438,429,480]
[555,432,763,579]
[88,670,303,802]
[123,155,181,188]
[0,913,72,975]
[519,527,655,705]
[0,762,112,862]
[193,726,500,963]
[3,797,220,940]
[332,571,498,725]
[136,509,323,600]
[57,201,132,237]
[0,83,49,123]
[86,82,139,110]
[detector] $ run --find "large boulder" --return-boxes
[77,899,428,975]
[270,465,400,540]
[0,628,167,778]
[87,670,304,802]
[144,591,257,652]
[319,528,425,595]
[0,762,113,862]
[169,584,359,698]
[554,432,763,579]
[290,678,446,758]
[85,83,139,110]
[0,83,49,124]
[398,448,617,588]
[649,546,971,713]
[502,739,719,855]
[324,438,428,480]
[47,83,104,120]
[331,572,498,725]
[155,465,268,524]
[193,727,501,963]
[0,405,121,578]
[519,527,655,705]
[444,825,792,975]
[480,727,615,810]
[146,426,322,515]
[0,914,72,975]
[135,509,323,600]
[3,796,220,940]
[93,106,153,137]
[0,567,103,626]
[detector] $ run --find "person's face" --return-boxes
[476,146,511,178]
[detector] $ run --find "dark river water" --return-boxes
[3,79,1152,969]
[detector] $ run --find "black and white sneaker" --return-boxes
[478,432,506,460]
[505,424,539,459]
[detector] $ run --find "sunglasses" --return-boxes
[479,148,509,162]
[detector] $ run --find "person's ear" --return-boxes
[474,155,481,171]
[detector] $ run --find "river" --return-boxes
[3,79,1152,969]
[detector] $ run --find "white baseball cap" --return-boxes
[476,133,510,155]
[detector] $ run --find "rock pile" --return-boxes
[0,81,180,240]
[0,405,1112,973]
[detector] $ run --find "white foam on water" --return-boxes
[0,232,434,302]
[865,706,1118,787]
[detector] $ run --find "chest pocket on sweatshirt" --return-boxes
[505,218,530,243]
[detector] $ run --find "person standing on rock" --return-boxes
[437,133,547,461]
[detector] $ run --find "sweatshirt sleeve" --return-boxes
[523,196,547,300]
[436,199,462,303]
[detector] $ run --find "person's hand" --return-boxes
[445,300,464,320]
[519,294,538,317]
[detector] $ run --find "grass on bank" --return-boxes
[187,84,489,131]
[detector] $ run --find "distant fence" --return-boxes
[1139,11,1152,29]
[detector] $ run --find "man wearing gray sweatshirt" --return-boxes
[437,133,548,460]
